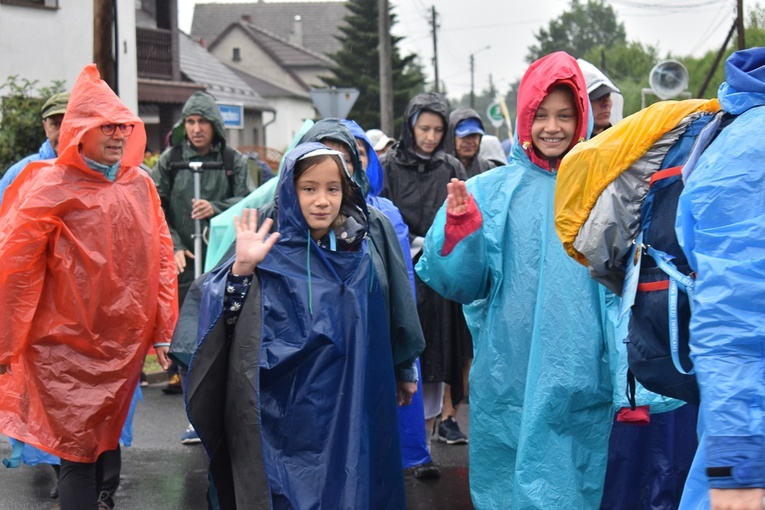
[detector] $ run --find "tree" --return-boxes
[0,76,65,176]
[527,0,626,63]
[320,0,425,137]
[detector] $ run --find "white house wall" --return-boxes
[116,0,138,113]
[0,0,137,113]
[211,28,307,96]
[292,66,330,89]
[0,0,94,93]
[265,96,316,151]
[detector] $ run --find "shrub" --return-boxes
[0,76,65,176]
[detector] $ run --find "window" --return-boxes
[0,0,58,8]
[233,48,241,62]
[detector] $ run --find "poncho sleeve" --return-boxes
[416,182,490,305]
[0,178,56,364]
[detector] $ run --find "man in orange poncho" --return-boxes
[0,65,178,510]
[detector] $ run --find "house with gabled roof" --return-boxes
[205,19,337,150]
[178,32,274,148]
[190,1,348,59]
[189,2,349,149]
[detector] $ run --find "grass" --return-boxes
[143,354,163,374]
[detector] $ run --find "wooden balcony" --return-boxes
[137,27,173,80]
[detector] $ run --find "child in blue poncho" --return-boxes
[186,143,417,509]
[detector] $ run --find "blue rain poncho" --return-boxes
[415,52,616,509]
[676,47,765,509]
[0,139,56,204]
[186,142,407,509]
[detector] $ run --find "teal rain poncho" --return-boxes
[415,52,616,509]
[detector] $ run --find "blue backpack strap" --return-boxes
[645,245,696,376]
[3,439,25,468]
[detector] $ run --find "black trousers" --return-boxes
[58,446,120,510]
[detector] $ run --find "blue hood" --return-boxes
[343,119,384,197]
[276,141,366,242]
[299,119,372,197]
[719,47,765,114]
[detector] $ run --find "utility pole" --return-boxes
[431,6,440,93]
[378,0,394,134]
[469,45,490,109]
[94,0,116,92]
[737,0,746,49]
[470,54,475,108]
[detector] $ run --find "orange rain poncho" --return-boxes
[0,65,178,462]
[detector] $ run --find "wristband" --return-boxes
[153,342,171,348]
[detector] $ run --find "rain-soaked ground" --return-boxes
[0,382,473,509]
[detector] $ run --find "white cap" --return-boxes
[365,129,395,151]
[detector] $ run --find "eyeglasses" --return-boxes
[100,123,135,137]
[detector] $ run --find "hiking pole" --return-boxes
[168,161,224,279]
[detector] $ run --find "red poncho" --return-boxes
[0,65,178,462]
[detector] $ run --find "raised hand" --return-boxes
[446,178,470,215]
[231,209,280,275]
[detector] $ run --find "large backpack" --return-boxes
[624,111,735,405]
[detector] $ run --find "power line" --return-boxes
[688,1,736,54]
[608,0,727,13]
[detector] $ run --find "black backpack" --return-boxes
[625,112,735,405]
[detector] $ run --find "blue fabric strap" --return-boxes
[329,229,337,252]
[646,246,696,376]
[619,231,643,319]
[3,440,25,468]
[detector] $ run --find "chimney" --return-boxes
[291,15,303,47]
[241,14,252,23]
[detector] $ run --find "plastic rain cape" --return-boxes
[0,65,177,462]
[186,142,406,509]
[416,52,616,510]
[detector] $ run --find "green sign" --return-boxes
[487,102,503,128]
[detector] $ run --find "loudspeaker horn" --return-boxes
[649,60,689,100]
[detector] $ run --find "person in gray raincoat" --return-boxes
[443,107,499,178]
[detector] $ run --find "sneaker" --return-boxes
[162,373,183,395]
[408,461,441,480]
[437,416,468,445]
[97,490,114,509]
[181,423,201,445]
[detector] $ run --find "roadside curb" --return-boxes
[145,371,169,385]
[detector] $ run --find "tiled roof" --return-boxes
[191,1,348,58]
[229,66,310,99]
[179,32,273,111]
[211,21,332,69]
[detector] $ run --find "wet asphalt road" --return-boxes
[0,383,473,509]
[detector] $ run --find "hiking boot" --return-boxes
[437,416,468,445]
[181,423,201,445]
[162,373,182,395]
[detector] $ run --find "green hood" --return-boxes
[170,92,227,148]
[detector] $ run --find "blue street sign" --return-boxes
[217,103,244,129]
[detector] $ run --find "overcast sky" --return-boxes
[177,0,739,99]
